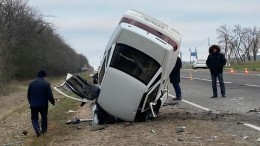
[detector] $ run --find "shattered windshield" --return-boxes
[110,43,160,85]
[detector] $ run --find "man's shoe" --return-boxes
[41,130,47,135]
[36,131,41,138]
[173,98,182,100]
[210,96,217,98]
[222,95,226,97]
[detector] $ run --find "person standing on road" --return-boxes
[27,70,55,137]
[169,56,182,100]
[206,45,227,98]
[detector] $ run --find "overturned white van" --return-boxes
[54,10,181,124]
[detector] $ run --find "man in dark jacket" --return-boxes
[206,45,227,98]
[169,56,182,100]
[27,70,55,137]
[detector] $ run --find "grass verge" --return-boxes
[25,72,91,146]
[226,61,260,72]
[27,97,80,146]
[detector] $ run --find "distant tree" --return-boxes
[0,0,29,95]
[217,24,260,63]
[251,27,260,61]
[0,0,90,96]
[230,25,244,63]
[241,27,254,62]
[217,24,233,65]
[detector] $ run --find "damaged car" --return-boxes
[54,10,181,124]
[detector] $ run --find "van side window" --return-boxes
[99,57,106,84]
[106,48,111,67]
[110,44,160,85]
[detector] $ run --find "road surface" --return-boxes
[167,69,260,141]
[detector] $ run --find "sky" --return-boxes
[28,0,260,70]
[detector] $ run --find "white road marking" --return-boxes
[168,94,210,111]
[168,93,260,132]
[191,77,212,82]
[244,84,260,88]
[243,123,260,131]
[181,76,232,84]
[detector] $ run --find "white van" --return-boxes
[55,10,181,123]
[192,59,207,69]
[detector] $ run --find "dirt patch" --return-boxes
[49,102,255,146]
[0,91,27,120]
[0,85,258,145]
[0,79,65,145]
[0,82,31,145]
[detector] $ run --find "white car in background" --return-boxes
[192,59,207,69]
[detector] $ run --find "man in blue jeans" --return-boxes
[206,45,227,98]
[27,70,55,137]
[169,56,182,100]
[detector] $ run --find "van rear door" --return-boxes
[54,74,100,102]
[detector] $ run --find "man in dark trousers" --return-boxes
[169,56,182,100]
[27,70,55,137]
[206,45,227,98]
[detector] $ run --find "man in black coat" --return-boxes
[206,45,227,98]
[169,56,182,100]
[27,70,55,137]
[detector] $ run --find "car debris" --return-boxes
[248,108,260,113]
[256,138,260,142]
[76,126,82,130]
[66,117,92,124]
[176,126,186,133]
[66,110,78,113]
[243,136,249,140]
[22,130,27,135]
[236,121,245,124]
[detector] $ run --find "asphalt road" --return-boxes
[167,68,260,141]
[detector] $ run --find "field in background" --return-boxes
[183,61,260,73]
[228,61,260,72]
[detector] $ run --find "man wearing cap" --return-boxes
[27,70,55,137]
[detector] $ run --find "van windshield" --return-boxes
[110,44,160,85]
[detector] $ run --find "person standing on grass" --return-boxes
[206,45,227,98]
[27,70,55,137]
[169,56,182,100]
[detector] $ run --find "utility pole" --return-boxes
[179,51,182,60]
[189,48,191,64]
[208,37,210,47]
[195,47,197,60]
